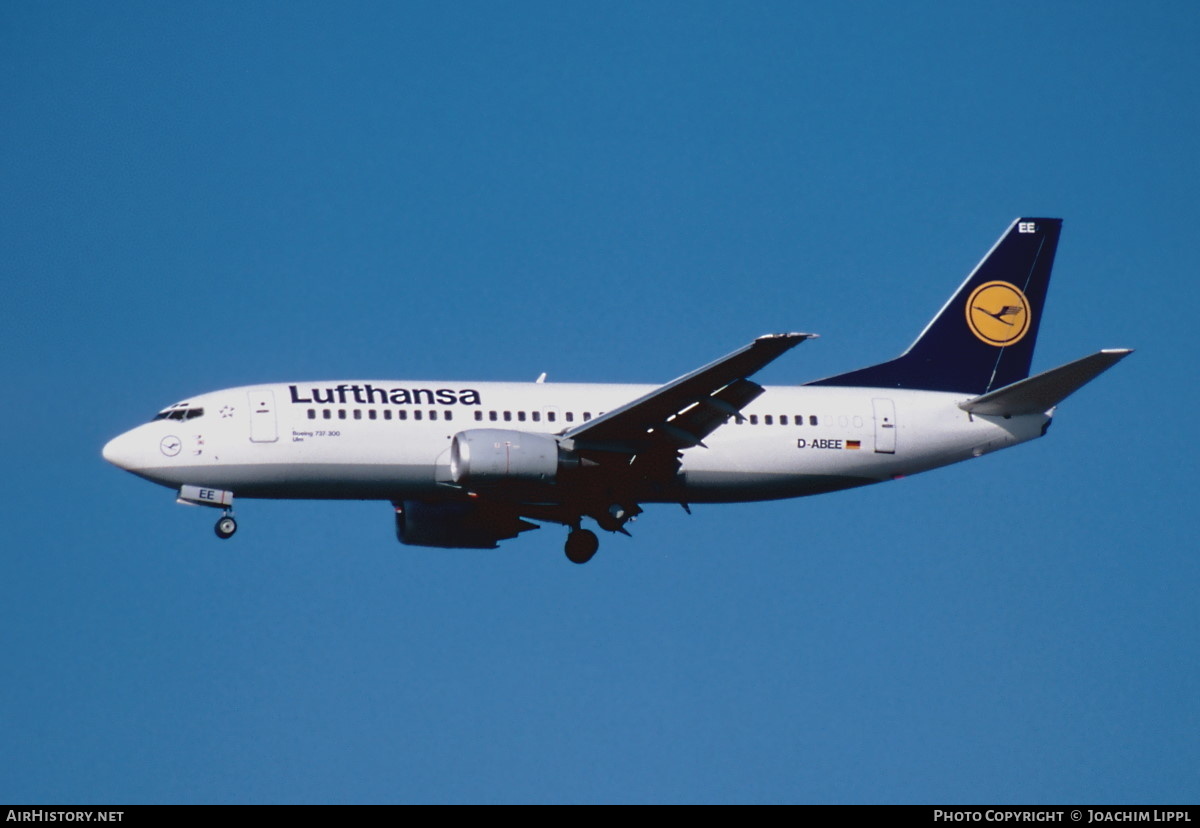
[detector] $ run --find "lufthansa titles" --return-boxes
[289,384,481,407]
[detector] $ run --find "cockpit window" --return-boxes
[153,404,204,422]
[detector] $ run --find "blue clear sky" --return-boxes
[2,1,1196,804]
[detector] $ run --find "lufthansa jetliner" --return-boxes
[103,218,1131,563]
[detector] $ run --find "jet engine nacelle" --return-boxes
[395,499,538,549]
[449,429,578,486]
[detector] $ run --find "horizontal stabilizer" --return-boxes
[959,349,1133,416]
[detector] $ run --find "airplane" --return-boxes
[102,218,1131,564]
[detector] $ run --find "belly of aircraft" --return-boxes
[134,453,883,505]
[674,470,878,502]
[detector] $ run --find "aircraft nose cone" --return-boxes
[102,431,137,470]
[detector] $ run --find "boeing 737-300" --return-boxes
[102,218,1131,563]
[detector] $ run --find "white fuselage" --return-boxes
[102,380,1050,504]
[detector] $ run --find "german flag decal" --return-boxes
[846,440,861,450]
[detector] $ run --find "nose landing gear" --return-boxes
[214,512,237,539]
[177,485,238,540]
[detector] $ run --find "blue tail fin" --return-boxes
[808,217,1062,395]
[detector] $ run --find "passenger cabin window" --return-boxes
[809,415,818,426]
[489,411,498,422]
[517,411,526,422]
[475,411,483,421]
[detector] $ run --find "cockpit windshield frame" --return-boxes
[153,404,204,422]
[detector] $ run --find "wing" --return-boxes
[455,332,815,537]
[564,332,815,455]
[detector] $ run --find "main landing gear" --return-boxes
[214,511,237,539]
[564,528,599,565]
[563,502,639,563]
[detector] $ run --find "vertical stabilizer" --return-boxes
[808,218,1062,395]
